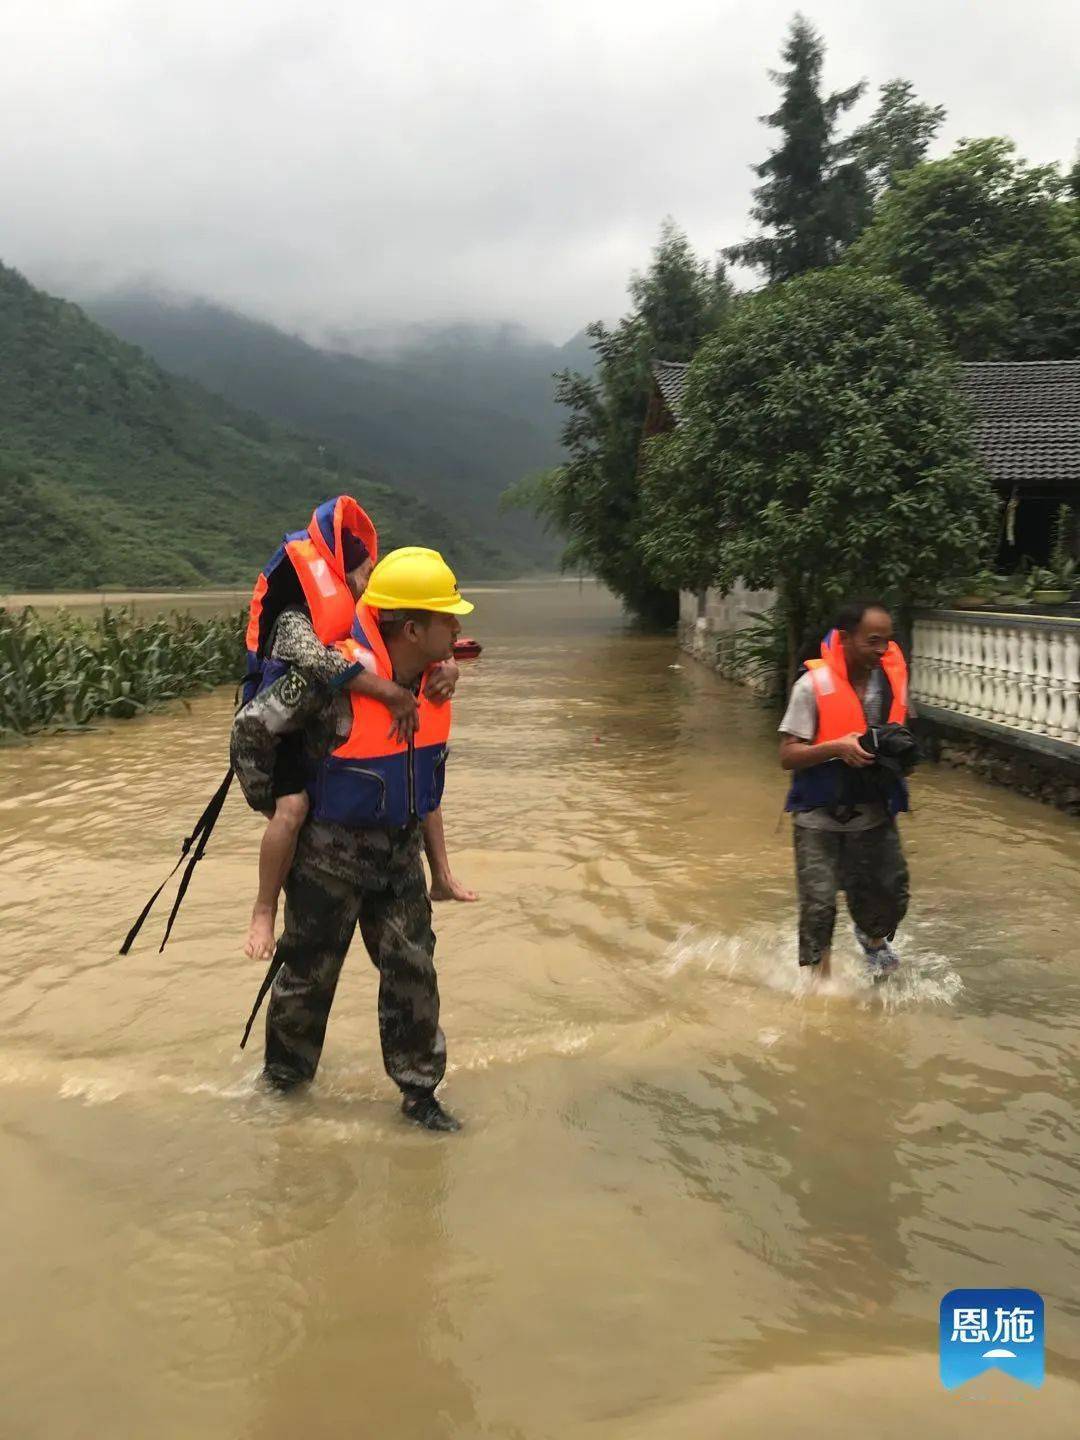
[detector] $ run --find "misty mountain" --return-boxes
[0,262,498,590]
[326,319,598,433]
[83,292,594,569]
[553,327,599,377]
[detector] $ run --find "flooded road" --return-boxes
[2,579,1079,1439]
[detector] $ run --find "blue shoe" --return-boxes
[854,926,899,975]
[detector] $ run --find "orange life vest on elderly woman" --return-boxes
[804,629,908,739]
[308,604,452,830]
[243,495,379,701]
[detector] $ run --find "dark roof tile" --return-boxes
[652,357,1080,489]
[652,360,691,421]
[959,361,1080,488]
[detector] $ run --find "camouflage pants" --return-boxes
[793,821,910,966]
[264,823,445,1095]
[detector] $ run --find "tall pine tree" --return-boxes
[725,13,865,282]
[850,79,946,200]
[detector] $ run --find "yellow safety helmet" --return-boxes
[361,546,474,615]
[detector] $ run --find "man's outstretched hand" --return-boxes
[430,872,479,903]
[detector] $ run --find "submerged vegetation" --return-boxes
[0,606,244,738]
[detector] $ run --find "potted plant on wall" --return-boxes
[991,567,1030,606]
[1027,565,1075,606]
[951,568,1001,607]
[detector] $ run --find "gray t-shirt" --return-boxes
[779,670,889,832]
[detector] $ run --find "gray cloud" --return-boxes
[1,0,1077,342]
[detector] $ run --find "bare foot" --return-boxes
[244,904,277,960]
[430,873,479,903]
[805,954,832,988]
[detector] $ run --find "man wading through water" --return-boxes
[779,601,913,982]
[231,547,474,1132]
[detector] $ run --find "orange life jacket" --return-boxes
[243,495,378,701]
[787,631,909,817]
[309,604,452,829]
[804,631,908,740]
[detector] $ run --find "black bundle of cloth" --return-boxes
[829,722,921,822]
[860,722,921,775]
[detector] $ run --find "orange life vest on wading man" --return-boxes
[309,603,452,829]
[786,628,910,818]
[243,495,378,703]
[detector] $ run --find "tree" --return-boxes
[725,13,866,282]
[849,79,946,199]
[510,318,670,622]
[849,138,1080,360]
[629,218,731,360]
[508,222,731,624]
[640,269,996,675]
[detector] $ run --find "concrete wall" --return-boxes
[678,583,777,685]
[920,720,1080,815]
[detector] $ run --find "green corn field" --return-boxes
[0,606,246,738]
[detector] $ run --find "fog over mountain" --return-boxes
[2,1,1076,341]
[3,0,1077,583]
[0,262,506,590]
[84,288,594,568]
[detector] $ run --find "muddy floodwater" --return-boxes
[2,580,1080,1439]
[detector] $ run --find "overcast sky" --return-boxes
[1,0,1077,344]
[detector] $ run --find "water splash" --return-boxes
[58,1073,128,1105]
[451,1022,597,1073]
[661,923,964,1010]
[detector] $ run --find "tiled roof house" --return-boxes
[648,357,1080,559]
[649,357,1080,494]
[648,360,692,430]
[956,361,1080,493]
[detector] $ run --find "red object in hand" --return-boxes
[453,637,483,659]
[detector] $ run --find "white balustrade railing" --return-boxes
[911,610,1080,752]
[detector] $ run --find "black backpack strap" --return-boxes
[118,767,234,955]
[238,952,284,1050]
[156,768,235,952]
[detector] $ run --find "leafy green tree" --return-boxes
[640,269,996,675]
[849,78,946,199]
[510,319,666,620]
[509,221,731,624]
[849,138,1080,359]
[629,218,731,360]
[725,13,866,281]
